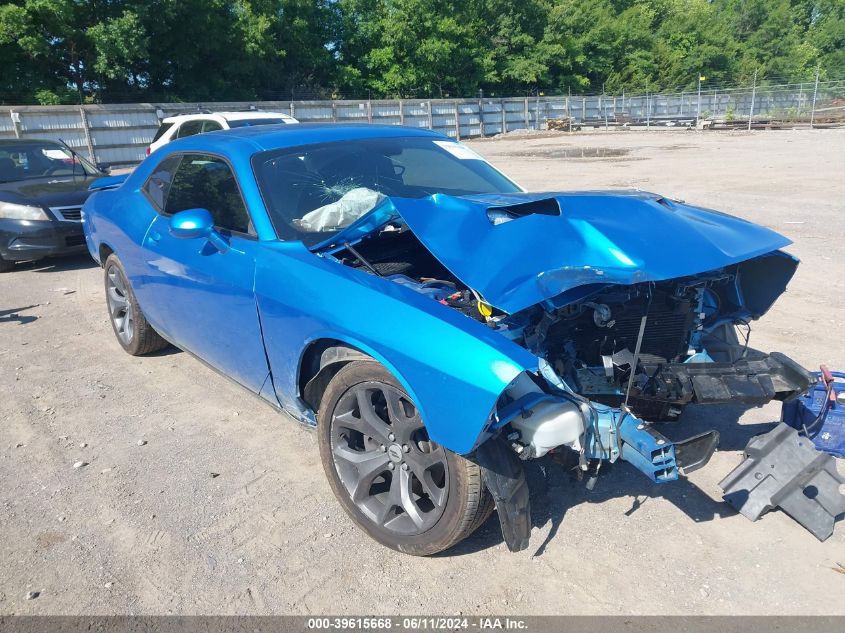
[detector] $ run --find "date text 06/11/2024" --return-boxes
[306,617,529,630]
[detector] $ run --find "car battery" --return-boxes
[781,370,845,458]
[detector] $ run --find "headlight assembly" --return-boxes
[0,202,49,221]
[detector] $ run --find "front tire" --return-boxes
[0,257,13,272]
[103,254,168,356]
[318,361,493,555]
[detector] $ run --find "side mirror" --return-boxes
[97,163,111,174]
[169,208,214,239]
[168,208,229,253]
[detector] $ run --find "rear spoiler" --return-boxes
[88,173,130,192]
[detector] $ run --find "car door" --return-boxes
[138,152,271,394]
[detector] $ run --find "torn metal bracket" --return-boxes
[720,423,845,541]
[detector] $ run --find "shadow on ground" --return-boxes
[15,254,97,273]
[0,305,39,325]
[445,402,776,557]
[146,345,183,358]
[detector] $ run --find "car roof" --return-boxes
[0,138,62,146]
[216,111,293,120]
[158,123,448,156]
[162,111,292,123]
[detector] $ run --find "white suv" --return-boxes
[147,111,298,155]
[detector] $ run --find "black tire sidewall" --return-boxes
[317,361,476,556]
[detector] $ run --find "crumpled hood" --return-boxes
[387,191,792,314]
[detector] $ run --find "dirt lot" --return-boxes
[2,129,844,615]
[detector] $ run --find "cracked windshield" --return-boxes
[253,137,521,245]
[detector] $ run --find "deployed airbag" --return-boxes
[295,187,386,232]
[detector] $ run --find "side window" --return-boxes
[152,122,174,142]
[202,120,223,133]
[142,155,182,210]
[165,154,251,234]
[176,120,203,138]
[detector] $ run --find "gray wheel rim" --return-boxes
[330,382,449,536]
[106,264,134,345]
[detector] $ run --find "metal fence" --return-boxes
[1,80,843,167]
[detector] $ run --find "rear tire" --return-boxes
[317,360,493,555]
[103,254,168,356]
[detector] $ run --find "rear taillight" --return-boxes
[146,146,151,156]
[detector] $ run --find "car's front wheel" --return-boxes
[103,254,168,356]
[318,360,493,555]
[0,257,13,272]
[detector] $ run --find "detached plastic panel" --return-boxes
[720,423,845,541]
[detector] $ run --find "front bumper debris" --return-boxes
[665,352,815,405]
[482,358,836,552]
[720,423,845,541]
[628,352,815,419]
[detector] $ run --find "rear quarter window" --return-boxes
[142,155,182,210]
[176,120,204,138]
[152,122,174,143]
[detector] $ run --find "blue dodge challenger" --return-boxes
[82,124,813,554]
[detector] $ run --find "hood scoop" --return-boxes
[487,197,561,225]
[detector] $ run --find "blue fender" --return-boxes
[254,240,538,454]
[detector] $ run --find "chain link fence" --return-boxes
[1,80,843,167]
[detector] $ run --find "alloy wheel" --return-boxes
[106,264,134,346]
[330,382,449,535]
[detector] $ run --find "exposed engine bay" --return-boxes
[325,221,812,424]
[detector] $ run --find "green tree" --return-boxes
[1,0,843,104]
[87,9,148,93]
[338,0,494,97]
[808,0,845,74]
[0,0,107,102]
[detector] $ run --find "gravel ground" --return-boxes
[2,129,844,615]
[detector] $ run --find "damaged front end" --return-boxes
[476,368,711,551]
[315,191,833,548]
[499,252,814,422]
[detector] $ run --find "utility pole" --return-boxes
[602,85,608,131]
[798,82,804,120]
[748,69,757,131]
[646,81,651,130]
[810,65,820,129]
[696,74,704,128]
[478,89,485,138]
